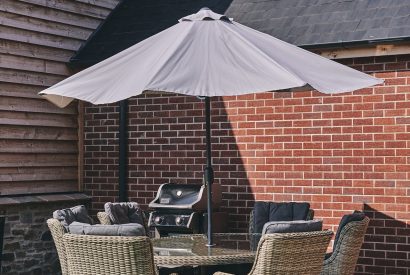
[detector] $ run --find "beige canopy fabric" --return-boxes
[39,8,382,108]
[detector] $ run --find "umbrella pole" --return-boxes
[204,96,214,246]
[119,99,128,202]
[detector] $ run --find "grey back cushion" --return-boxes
[53,205,94,229]
[253,202,310,234]
[262,219,323,235]
[104,202,145,225]
[69,222,146,236]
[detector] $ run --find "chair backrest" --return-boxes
[321,217,370,275]
[47,218,69,275]
[63,234,157,275]
[98,202,149,234]
[249,208,314,234]
[250,230,333,275]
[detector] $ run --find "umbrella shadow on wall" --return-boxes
[357,203,409,274]
[127,93,252,232]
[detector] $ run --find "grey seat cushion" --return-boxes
[253,202,310,234]
[53,205,94,229]
[69,222,146,236]
[262,219,323,234]
[104,202,145,225]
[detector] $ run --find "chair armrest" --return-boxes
[97,212,112,225]
[248,209,255,234]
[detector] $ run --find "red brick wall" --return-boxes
[83,54,410,274]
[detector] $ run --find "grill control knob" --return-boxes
[175,216,183,225]
[154,216,164,225]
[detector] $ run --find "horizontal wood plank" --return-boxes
[0,53,71,76]
[0,93,77,115]
[0,25,83,51]
[0,82,45,99]
[0,180,78,195]
[75,0,120,10]
[0,139,78,153]
[0,153,77,167]
[18,0,111,19]
[0,68,65,86]
[0,11,93,40]
[0,110,78,128]
[0,125,78,140]
[0,40,74,63]
[0,166,78,181]
[0,0,102,29]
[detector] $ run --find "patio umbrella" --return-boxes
[39,8,382,245]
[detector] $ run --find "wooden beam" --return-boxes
[311,43,410,59]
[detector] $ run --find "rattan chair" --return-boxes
[47,218,69,275]
[321,217,370,275]
[63,233,158,275]
[215,230,333,275]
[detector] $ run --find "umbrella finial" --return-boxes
[179,8,233,22]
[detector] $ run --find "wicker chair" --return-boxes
[63,233,157,275]
[321,217,370,275]
[47,218,69,275]
[215,230,333,275]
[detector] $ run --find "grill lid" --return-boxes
[149,183,221,211]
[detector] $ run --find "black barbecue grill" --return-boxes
[148,183,227,237]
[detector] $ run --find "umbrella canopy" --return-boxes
[40,8,382,107]
[39,8,383,246]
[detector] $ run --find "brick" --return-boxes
[84,57,410,274]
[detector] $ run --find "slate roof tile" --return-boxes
[72,0,410,65]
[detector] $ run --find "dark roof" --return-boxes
[71,0,410,65]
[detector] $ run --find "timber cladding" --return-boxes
[0,0,120,196]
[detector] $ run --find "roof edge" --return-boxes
[300,36,410,50]
[69,0,126,65]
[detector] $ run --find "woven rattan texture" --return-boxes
[321,217,370,275]
[63,234,157,275]
[47,219,69,275]
[215,230,333,275]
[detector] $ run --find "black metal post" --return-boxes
[119,99,128,202]
[0,216,5,272]
[204,97,214,246]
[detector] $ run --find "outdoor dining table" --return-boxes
[152,233,260,271]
